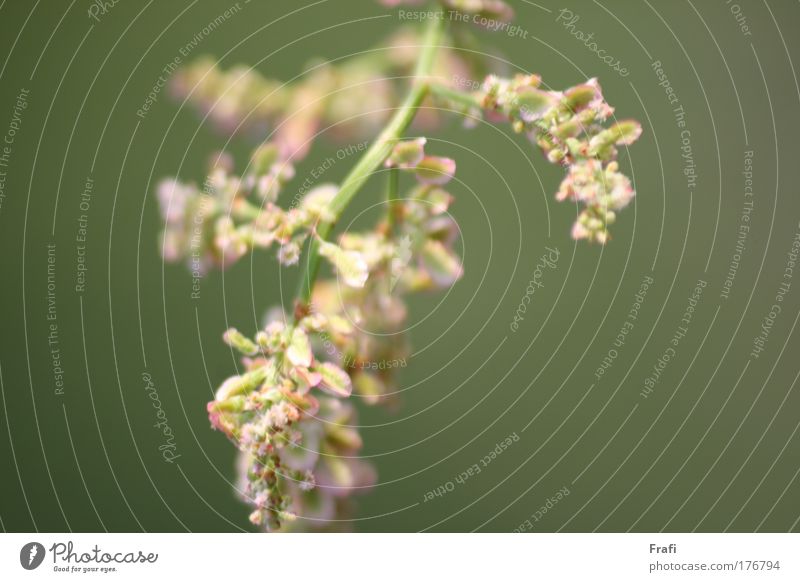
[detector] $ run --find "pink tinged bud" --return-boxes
[571,221,589,241]
[156,179,188,224]
[318,241,369,288]
[420,239,463,287]
[420,187,453,215]
[248,509,263,526]
[160,230,182,262]
[215,376,243,401]
[277,241,301,266]
[291,366,322,392]
[315,362,353,398]
[513,88,555,122]
[223,328,258,356]
[425,215,459,246]
[328,424,363,451]
[207,402,224,431]
[215,368,266,401]
[551,119,582,140]
[547,148,566,164]
[207,400,241,436]
[414,156,456,186]
[563,83,600,112]
[300,184,338,222]
[353,371,387,405]
[287,327,313,368]
[386,138,426,168]
[261,320,287,353]
[588,121,642,158]
[213,396,247,414]
[608,119,643,145]
[299,312,327,332]
[214,217,248,265]
[251,224,276,249]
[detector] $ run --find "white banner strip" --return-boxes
[1,533,797,581]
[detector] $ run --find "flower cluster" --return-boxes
[440,73,642,242]
[161,136,461,530]
[157,144,373,284]
[154,2,642,533]
[156,144,292,270]
[210,312,377,530]
[171,28,475,160]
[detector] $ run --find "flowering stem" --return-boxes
[294,14,446,312]
[428,82,482,111]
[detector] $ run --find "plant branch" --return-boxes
[427,82,482,111]
[294,14,446,312]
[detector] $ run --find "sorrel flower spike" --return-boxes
[155,1,641,531]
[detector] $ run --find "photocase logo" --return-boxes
[19,542,45,570]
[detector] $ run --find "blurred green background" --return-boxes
[1,0,799,532]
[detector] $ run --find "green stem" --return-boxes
[294,14,446,312]
[428,82,482,111]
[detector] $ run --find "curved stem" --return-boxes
[294,14,446,312]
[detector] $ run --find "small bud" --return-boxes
[301,184,338,222]
[287,327,313,368]
[277,241,301,266]
[353,371,386,405]
[251,143,280,175]
[420,187,453,215]
[223,328,259,355]
[261,320,287,353]
[563,83,599,112]
[215,368,268,401]
[290,366,322,392]
[214,217,248,265]
[608,119,643,145]
[513,88,555,122]
[420,239,463,287]
[386,138,426,168]
[315,362,353,398]
[414,156,456,186]
[319,240,369,288]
